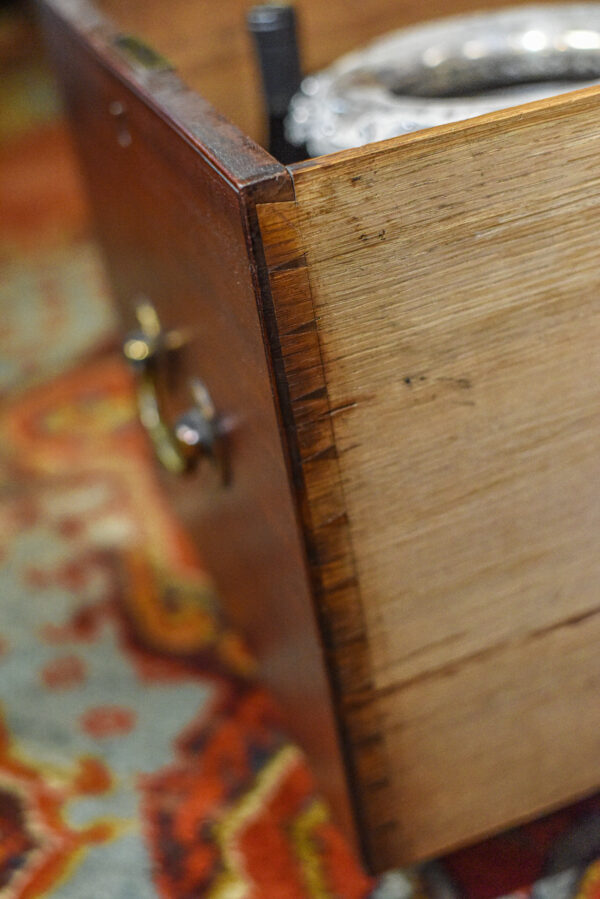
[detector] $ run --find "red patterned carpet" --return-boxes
[3,7,600,898]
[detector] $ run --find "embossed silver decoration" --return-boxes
[286,4,600,156]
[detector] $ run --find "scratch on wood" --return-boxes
[315,510,349,528]
[326,400,358,418]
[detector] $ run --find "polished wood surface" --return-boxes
[97,0,534,144]
[39,0,359,852]
[275,87,600,864]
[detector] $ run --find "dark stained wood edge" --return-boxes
[37,0,364,859]
[38,0,286,191]
[256,200,391,870]
[241,195,371,858]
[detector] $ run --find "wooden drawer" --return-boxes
[39,0,600,870]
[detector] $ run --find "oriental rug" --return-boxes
[3,7,600,897]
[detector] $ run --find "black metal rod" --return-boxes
[247,4,306,163]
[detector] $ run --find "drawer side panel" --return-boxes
[285,89,600,865]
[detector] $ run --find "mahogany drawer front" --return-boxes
[39,0,357,851]
[40,0,600,872]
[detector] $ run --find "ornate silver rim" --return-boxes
[286,4,600,156]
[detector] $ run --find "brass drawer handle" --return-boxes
[123,300,227,481]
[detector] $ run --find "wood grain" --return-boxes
[281,87,600,865]
[257,203,387,865]
[97,0,531,146]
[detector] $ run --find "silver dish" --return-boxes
[286,4,600,156]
